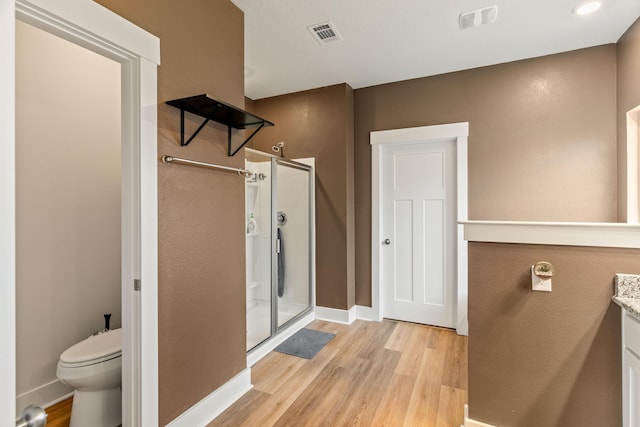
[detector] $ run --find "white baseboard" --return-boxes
[465,416,496,427]
[464,405,496,427]
[16,379,73,414]
[457,324,469,336]
[247,311,315,367]
[355,304,381,321]
[314,306,357,324]
[166,369,251,427]
[174,311,314,427]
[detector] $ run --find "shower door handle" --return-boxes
[382,239,391,245]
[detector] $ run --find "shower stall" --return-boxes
[245,148,315,352]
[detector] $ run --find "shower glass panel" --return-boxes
[245,153,272,351]
[245,148,314,353]
[273,159,312,328]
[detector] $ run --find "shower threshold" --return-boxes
[246,299,311,351]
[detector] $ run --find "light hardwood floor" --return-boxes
[44,396,72,427]
[209,319,468,427]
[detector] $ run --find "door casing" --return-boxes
[627,105,640,223]
[371,122,469,335]
[0,1,160,425]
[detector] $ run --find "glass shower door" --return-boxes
[273,159,312,328]
[245,149,313,353]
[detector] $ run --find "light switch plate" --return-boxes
[532,266,552,292]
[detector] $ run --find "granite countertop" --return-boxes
[612,273,640,320]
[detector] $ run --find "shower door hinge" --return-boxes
[134,279,141,291]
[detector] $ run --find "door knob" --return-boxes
[382,239,391,245]
[16,405,47,427]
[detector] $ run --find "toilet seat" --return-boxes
[59,328,122,368]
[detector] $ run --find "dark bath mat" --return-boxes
[274,328,335,359]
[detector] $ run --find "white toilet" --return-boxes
[56,328,122,427]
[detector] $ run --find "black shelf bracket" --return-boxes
[166,94,274,156]
[228,122,265,157]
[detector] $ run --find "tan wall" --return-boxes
[95,1,246,424]
[15,20,122,406]
[354,45,618,306]
[249,84,356,309]
[468,242,640,426]
[74,4,634,425]
[617,17,640,221]
[245,96,255,112]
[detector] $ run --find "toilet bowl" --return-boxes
[56,328,122,427]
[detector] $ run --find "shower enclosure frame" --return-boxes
[270,157,315,334]
[245,148,315,355]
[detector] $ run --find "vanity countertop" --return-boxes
[613,273,640,320]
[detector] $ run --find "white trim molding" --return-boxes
[315,306,357,325]
[165,369,252,427]
[16,380,72,415]
[464,405,497,427]
[461,220,640,249]
[355,305,379,321]
[371,122,469,336]
[627,104,640,223]
[16,0,159,64]
[0,0,17,422]
[4,1,160,425]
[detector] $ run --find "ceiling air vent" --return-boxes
[307,21,343,45]
[459,5,498,30]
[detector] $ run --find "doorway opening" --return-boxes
[15,19,122,417]
[370,122,469,335]
[1,1,160,425]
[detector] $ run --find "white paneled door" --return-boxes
[381,140,456,328]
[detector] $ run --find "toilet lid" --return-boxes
[60,328,122,365]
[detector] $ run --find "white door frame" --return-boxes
[371,123,469,335]
[0,1,160,425]
[627,105,640,223]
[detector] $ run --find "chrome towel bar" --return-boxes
[162,155,253,177]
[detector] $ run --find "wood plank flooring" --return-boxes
[39,320,467,427]
[209,319,468,427]
[44,396,72,427]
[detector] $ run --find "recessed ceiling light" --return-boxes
[573,1,602,15]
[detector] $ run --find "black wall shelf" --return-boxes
[166,94,274,156]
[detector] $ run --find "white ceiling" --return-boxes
[231,0,640,100]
